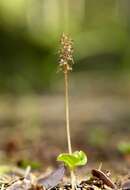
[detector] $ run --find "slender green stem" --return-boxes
[64,70,72,154]
[64,69,75,190]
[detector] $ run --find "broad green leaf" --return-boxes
[57,151,87,170]
[73,151,87,165]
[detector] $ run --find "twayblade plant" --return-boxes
[57,34,87,189]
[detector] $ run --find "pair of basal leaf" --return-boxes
[57,151,87,170]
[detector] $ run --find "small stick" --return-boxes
[98,162,102,171]
[24,165,31,179]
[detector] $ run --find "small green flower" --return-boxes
[58,33,74,73]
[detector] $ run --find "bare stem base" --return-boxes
[71,170,76,190]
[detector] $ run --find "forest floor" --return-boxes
[0,75,130,189]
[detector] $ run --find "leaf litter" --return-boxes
[0,163,129,190]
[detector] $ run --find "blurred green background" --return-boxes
[0,0,130,93]
[0,0,130,166]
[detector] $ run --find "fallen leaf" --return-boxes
[122,180,130,190]
[38,165,65,189]
[91,169,116,189]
